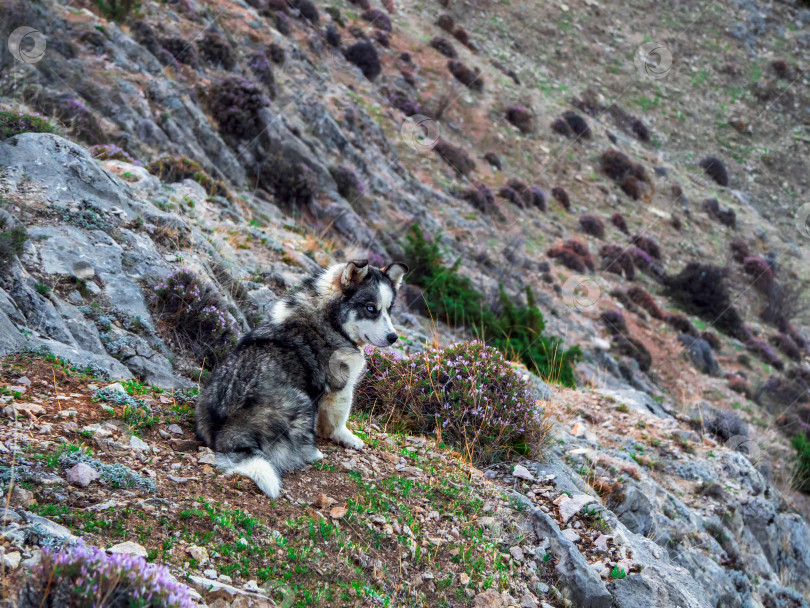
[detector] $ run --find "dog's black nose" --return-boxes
[386,332,398,345]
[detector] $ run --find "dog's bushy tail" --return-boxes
[216,453,281,498]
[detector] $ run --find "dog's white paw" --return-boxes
[332,428,365,450]
[310,448,325,462]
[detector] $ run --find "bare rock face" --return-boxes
[66,463,100,487]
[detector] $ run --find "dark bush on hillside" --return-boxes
[0,111,54,140]
[357,342,551,464]
[601,310,627,336]
[702,198,736,228]
[729,238,750,263]
[792,434,810,494]
[611,213,629,235]
[631,235,661,260]
[452,28,469,46]
[699,156,729,187]
[527,187,545,211]
[429,36,457,58]
[559,111,591,139]
[275,12,292,35]
[206,78,269,140]
[434,140,476,177]
[630,118,650,142]
[728,376,752,398]
[701,331,721,351]
[362,8,391,31]
[0,219,27,268]
[551,187,570,211]
[600,149,649,184]
[599,245,635,280]
[258,154,318,207]
[268,42,286,64]
[403,225,581,387]
[563,240,595,271]
[483,152,502,170]
[151,269,239,368]
[448,60,483,91]
[614,335,652,372]
[329,165,365,200]
[704,410,747,442]
[345,41,381,80]
[198,31,235,69]
[505,178,532,205]
[498,186,526,208]
[324,24,341,47]
[664,263,748,340]
[628,286,665,320]
[461,182,497,214]
[146,156,229,198]
[761,281,810,333]
[290,0,319,23]
[88,144,139,164]
[628,247,664,280]
[747,337,783,370]
[436,14,454,32]
[547,247,586,273]
[161,37,199,66]
[389,92,419,116]
[665,313,699,337]
[579,215,605,239]
[770,333,802,362]
[247,52,277,97]
[90,0,137,21]
[505,105,534,134]
[27,94,105,144]
[743,256,774,294]
[671,214,683,231]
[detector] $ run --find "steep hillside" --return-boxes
[0,0,809,606]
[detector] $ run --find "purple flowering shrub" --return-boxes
[151,269,239,368]
[146,156,229,198]
[356,341,551,464]
[18,543,194,608]
[205,77,269,141]
[88,144,140,165]
[0,111,55,140]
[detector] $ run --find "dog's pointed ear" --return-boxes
[382,262,408,290]
[340,260,369,288]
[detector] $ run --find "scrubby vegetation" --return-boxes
[404,225,581,386]
[792,433,810,493]
[150,269,240,369]
[206,77,270,140]
[18,543,194,608]
[0,111,54,140]
[699,156,729,187]
[0,219,28,267]
[434,140,475,176]
[345,41,381,81]
[357,341,552,464]
[146,156,229,198]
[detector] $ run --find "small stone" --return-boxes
[129,436,149,451]
[187,545,209,564]
[167,424,183,435]
[512,464,535,481]
[84,281,102,296]
[104,382,127,395]
[198,452,217,465]
[474,589,505,608]
[535,581,549,594]
[510,546,525,561]
[460,572,470,585]
[2,551,21,570]
[218,574,232,584]
[521,594,538,608]
[15,377,31,386]
[107,541,148,557]
[203,568,218,579]
[66,463,100,487]
[21,550,42,569]
[72,261,95,280]
[554,493,597,523]
[594,534,611,551]
[561,528,580,542]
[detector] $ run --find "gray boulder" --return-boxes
[608,564,712,608]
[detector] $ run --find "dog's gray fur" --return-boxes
[195,260,407,497]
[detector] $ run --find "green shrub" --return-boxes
[792,433,810,493]
[356,341,552,464]
[403,224,581,386]
[146,156,229,199]
[0,111,54,140]
[90,0,137,21]
[0,223,28,266]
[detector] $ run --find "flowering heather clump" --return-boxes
[362,8,392,31]
[601,310,627,336]
[551,186,570,211]
[579,215,605,239]
[547,247,585,273]
[699,156,729,187]
[452,27,470,46]
[770,333,802,362]
[356,342,551,464]
[701,330,722,351]
[146,156,229,198]
[461,182,496,214]
[505,105,534,133]
[628,286,665,319]
[448,60,483,91]
[729,238,750,263]
[498,186,526,208]
[17,543,194,608]
[600,149,650,200]
[389,92,419,116]
[727,375,752,398]
[198,30,235,69]
[291,0,319,23]
[345,41,381,81]
[631,234,661,260]
[247,52,277,97]
[429,35,457,58]
[484,151,502,170]
[611,213,629,235]
[206,77,269,140]
[563,240,595,271]
[631,118,650,142]
[747,337,783,370]
[551,111,591,139]
[434,140,476,177]
[614,335,652,372]
[599,245,635,280]
[160,36,199,66]
[665,313,699,337]
[529,186,546,211]
[702,198,736,228]
[330,164,365,200]
[275,12,292,35]
[743,256,774,294]
[88,144,140,165]
[268,42,286,64]
[374,29,391,48]
[151,269,239,368]
[436,13,454,32]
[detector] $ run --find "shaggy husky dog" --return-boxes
[195,260,407,497]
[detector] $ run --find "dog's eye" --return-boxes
[365,305,376,313]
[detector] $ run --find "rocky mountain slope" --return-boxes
[1,0,809,606]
